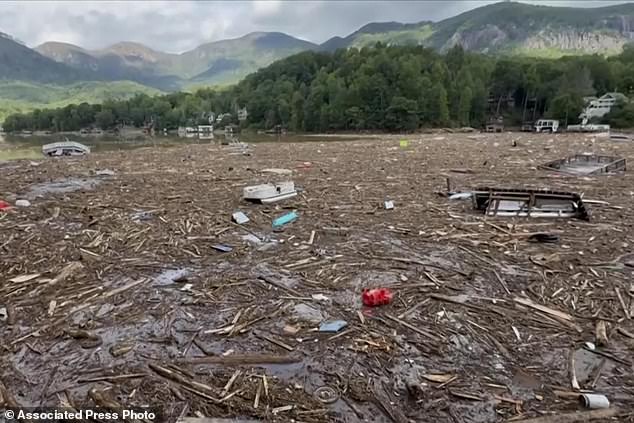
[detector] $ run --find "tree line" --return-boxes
[4,43,634,133]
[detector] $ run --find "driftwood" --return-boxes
[1,133,633,422]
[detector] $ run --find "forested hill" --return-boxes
[4,44,634,132]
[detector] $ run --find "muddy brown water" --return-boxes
[0,133,367,161]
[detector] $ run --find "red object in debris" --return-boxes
[0,200,10,211]
[362,288,393,307]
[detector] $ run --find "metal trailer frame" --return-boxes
[472,187,590,220]
[539,154,626,175]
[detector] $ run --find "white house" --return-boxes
[237,107,248,122]
[579,93,628,120]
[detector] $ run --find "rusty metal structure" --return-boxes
[472,187,590,220]
[540,154,626,175]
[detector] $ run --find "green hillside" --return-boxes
[6,43,634,132]
[0,81,162,122]
[3,0,634,120]
[35,32,318,90]
[320,2,634,56]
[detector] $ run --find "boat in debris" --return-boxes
[42,140,91,157]
[243,181,297,204]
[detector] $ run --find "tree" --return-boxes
[277,99,290,126]
[604,100,634,128]
[429,83,450,126]
[385,96,419,131]
[6,43,634,133]
[290,91,304,131]
[458,86,473,126]
[95,109,115,129]
[547,94,583,124]
[559,65,595,98]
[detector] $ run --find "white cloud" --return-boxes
[0,0,630,52]
[253,0,283,16]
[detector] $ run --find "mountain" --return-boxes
[320,22,433,51]
[321,2,634,56]
[36,32,317,90]
[30,2,634,90]
[0,34,84,83]
[0,80,161,122]
[3,0,634,124]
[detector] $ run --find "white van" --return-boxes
[534,119,559,133]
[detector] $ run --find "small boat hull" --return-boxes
[42,141,90,157]
[243,182,297,204]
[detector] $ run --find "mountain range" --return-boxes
[1,1,634,120]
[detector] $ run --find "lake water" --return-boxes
[0,132,367,161]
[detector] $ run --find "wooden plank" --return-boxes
[178,354,301,365]
[514,297,574,322]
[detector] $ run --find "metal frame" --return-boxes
[472,187,590,220]
[539,154,626,175]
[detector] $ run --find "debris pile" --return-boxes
[0,133,633,422]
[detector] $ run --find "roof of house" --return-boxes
[601,92,628,101]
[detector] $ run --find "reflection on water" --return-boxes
[0,132,364,161]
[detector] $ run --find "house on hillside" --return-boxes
[216,113,233,125]
[579,93,628,120]
[485,116,504,133]
[237,107,248,122]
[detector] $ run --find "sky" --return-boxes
[0,0,630,53]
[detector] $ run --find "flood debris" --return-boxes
[232,211,249,224]
[211,244,233,252]
[95,168,116,176]
[272,211,298,228]
[1,133,633,422]
[579,393,610,409]
[42,140,90,157]
[243,181,297,203]
[384,200,395,210]
[260,168,292,175]
[472,187,590,220]
[449,192,473,200]
[131,210,154,222]
[313,386,340,404]
[610,133,632,142]
[528,233,560,243]
[14,199,30,207]
[318,320,348,333]
[540,154,626,175]
[362,288,394,306]
[155,268,191,285]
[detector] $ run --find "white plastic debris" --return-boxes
[232,211,250,224]
[311,294,330,302]
[449,192,473,200]
[243,182,297,204]
[261,168,292,175]
[15,199,31,207]
[384,200,394,210]
[580,394,610,409]
[96,169,116,176]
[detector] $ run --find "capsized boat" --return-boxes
[42,140,91,157]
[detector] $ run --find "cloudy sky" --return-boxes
[0,0,630,53]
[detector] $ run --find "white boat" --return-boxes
[243,182,297,204]
[42,140,91,157]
